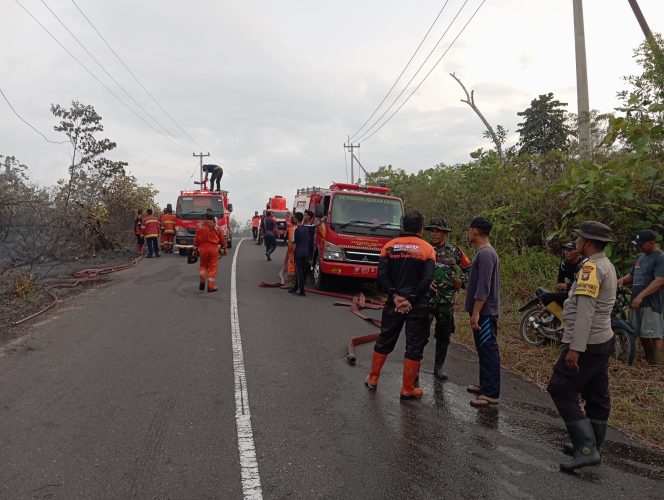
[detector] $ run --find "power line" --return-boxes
[38,0,192,151]
[359,0,487,144]
[354,0,471,144]
[70,0,205,151]
[0,87,68,145]
[349,0,450,142]
[14,0,190,152]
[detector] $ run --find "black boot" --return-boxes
[563,419,607,456]
[433,339,449,381]
[560,419,601,472]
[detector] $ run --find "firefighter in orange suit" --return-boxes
[159,204,177,253]
[141,208,161,258]
[194,212,227,292]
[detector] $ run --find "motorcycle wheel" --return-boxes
[519,306,549,347]
[612,327,636,365]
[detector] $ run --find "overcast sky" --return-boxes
[2,0,663,224]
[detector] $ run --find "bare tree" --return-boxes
[450,73,505,162]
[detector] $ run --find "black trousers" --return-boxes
[252,227,258,239]
[430,305,455,367]
[547,338,614,422]
[374,302,430,361]
[293,256,309,293]
[209,171,222,191]
[264,231,277,256]
[146,237,159,255]
[541,291,568,308]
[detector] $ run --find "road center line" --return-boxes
[230,238,263,500]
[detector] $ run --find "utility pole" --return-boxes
[344,137,360,184]
[627,0,664,73]
[192,152,210,184]
[573,0,592,160]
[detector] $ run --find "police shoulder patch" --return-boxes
[574,261,600,298]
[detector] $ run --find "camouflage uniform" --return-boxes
[426,219,472,378]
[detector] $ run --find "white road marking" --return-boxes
[230,238,263,499]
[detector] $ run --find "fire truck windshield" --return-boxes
[177,196,224,219]
[330,194,402,236]
[271,210,288,219]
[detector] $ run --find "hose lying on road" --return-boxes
[258,282,384,364]
[11,255,143,327]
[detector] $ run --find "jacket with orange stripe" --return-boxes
[378,233,436,304]
[159,213,177,234]
[141,215,160,238]
[194,220,226,248]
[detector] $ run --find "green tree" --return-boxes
[51,101,127,220]
[516,93,571,155]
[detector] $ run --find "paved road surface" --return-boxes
[1,240,663,499]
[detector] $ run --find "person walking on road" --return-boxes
[133,209,144,254]
[202,164,223,191]
[289,212,310,296]
[618,229,664,365]
[194,212,227,293]
[159,204,177,253]
[264,211,278,261]
[547,221,617,472]
[365,211,435,400]
[251,211,260,240]
[465,217,501,408]
[141,208,161,258]
[425,218,472,381]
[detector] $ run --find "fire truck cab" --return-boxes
[174,188,233,254]
[267,195,290,242]
[305,183,404,289]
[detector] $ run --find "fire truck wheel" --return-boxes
[312,258,327,290]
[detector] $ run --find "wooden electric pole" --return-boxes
[573,0,592,160]
[344,138,360,184]
[192,152,210,184]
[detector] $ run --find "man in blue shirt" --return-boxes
[290,212,310,296]
[202,164,223,191]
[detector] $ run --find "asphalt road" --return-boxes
[1,239,663,499]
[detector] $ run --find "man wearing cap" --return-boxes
[425,218,472,380]
[541,241,583,313]
[547,221,617,472]
[618,229,664,364]
[465,217,501,408]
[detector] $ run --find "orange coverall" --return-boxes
[194,220,226,291]
[159,212,177,252]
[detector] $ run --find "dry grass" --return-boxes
[453,309,664,451]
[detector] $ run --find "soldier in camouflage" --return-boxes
[425,218,472,380]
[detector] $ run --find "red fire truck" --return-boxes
[304,183,404,289]
[174,188,233,254]
[266,195,290,242]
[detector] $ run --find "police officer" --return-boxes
[547,221,617,472]
[425,218,472,380]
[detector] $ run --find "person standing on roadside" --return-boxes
[465,217,501,408]
[281,215,297,290]
[251,211,261,240]
[618,229,664,364]
[263,210,278,261]
[547,221,616,472]
[194,212,226,293]
[141,208,161,258]
[134,209,144,254]
[289,212,310,296]
[425,218,472,381]
[159,204,177,254]
[365,211,435,400]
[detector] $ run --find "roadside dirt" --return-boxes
[0,250,138,344]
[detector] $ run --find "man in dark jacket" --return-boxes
[365,211,435,400]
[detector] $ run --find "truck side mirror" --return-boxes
[227,204,233,213]
[315,204,324,219]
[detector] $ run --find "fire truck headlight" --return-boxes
[176,226,187,236]
[323,242,344,261]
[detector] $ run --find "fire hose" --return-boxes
[259,281,384,364]
[11,255,144,327]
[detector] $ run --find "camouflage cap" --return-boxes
[425,218,452,232]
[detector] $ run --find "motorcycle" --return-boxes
[518,287,636,365]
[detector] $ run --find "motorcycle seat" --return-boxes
[536,287,553,297]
